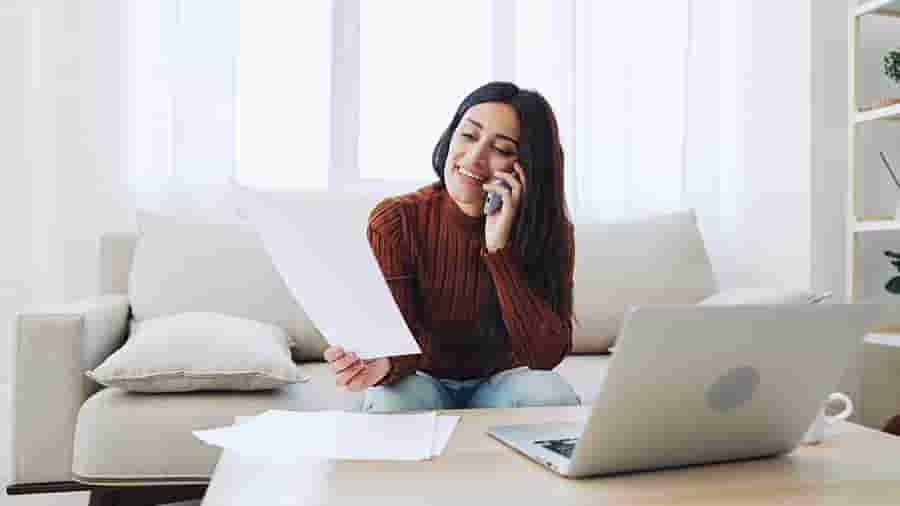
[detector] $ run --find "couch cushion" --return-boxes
[72,362,363,484]
[129,211,329,360]
[71,355,609,484]
[572,209,717,353]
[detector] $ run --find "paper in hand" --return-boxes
[233,183,421,360]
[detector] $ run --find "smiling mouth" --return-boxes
[457,165,486,183]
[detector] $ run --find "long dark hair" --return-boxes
[431,82,574,349]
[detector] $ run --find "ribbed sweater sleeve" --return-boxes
[366,198,430,385]
[481,224,575,370]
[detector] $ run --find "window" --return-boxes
[135,0,691,223]
[236,1,333,189]
[358,1,493,183]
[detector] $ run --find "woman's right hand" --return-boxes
[324,346,391,392]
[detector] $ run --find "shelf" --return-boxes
[850,3,900,312]
[857,0,900,18]
[855,219,900,232]
[855,102,900,124]
[866,332,900,348]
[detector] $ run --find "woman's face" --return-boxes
[444,101,521,217]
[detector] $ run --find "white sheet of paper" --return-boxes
[195,411,338,460]
[201,449,339,506]
[432,416,461,457]
[194,410,437,461]
[233,184,421,359]
[334,411,436,460]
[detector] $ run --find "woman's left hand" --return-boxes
[483,161,527,253]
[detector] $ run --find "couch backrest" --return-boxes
[100,205,717,358]
[571,209,718,352]
[107,193,386,362]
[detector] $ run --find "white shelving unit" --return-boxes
[848,2,900,431]
[855,219,900,232]
[848,1,900,307]
[866,330,900,347]
[855,102,900,123]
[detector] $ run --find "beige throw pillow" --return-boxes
[86,312,309,392]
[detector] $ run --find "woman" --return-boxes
[325,81,579,412]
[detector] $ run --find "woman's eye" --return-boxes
[495,148,515,157]
[461,132,476,140]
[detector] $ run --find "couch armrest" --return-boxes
[10,294,130,486]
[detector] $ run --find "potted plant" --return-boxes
[885,250,900,294]
[885,48,900,84]
[863,50,900,111]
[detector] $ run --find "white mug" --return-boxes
[802,392,854,445]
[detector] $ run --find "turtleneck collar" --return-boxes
[439,186,484,238]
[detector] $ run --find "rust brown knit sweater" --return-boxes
[367,181,574,385]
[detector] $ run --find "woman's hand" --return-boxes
[324,346,391,392]
[483,161,527,253]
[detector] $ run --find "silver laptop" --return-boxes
[487,302,879,478]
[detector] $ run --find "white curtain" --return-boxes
[129,0,241,219]
[127,0,696,225]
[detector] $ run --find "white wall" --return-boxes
[733,0,813,290]
[0,5,29,385]
[810,1,851,301]
[1,1,135,384]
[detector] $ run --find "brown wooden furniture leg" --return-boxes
[87,485,207,506]
[883,413,900,436]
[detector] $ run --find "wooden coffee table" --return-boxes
[200,406,900,505]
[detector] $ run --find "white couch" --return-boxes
[7,204,720,502]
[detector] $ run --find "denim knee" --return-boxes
[362,372,454,413]
[469,368,581,409]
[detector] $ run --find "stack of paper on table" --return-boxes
[194,410,461,461]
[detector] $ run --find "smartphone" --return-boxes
[483,172,519,215]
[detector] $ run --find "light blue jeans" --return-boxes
[362,367,581,413]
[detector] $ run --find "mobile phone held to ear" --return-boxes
[483,173,518,215]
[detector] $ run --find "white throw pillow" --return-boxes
[129,210,328,360]
[86,312,309,392]
[572,209,718,353]
[698,287,817,306]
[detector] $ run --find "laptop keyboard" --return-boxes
[534,437,579,459]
